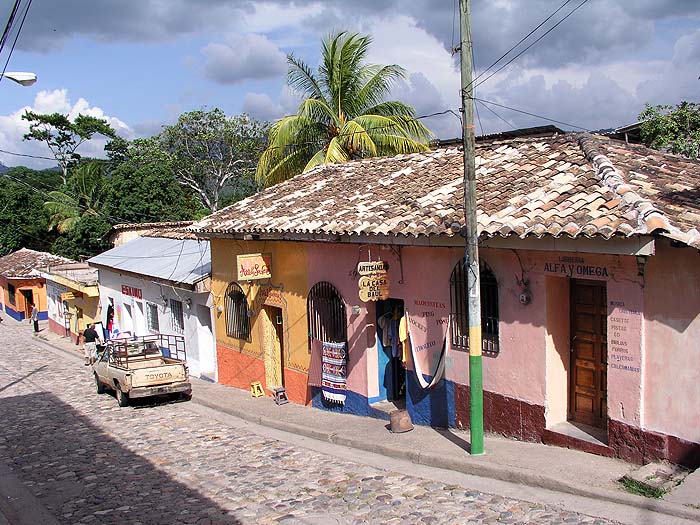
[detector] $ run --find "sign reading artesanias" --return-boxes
[237,253,272,281]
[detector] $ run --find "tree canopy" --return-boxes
[22,111,117,184]
[256,31,434,186]
[639,101,700,159]
[153,109,268,212]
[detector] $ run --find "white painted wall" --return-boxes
[96,268,217,379]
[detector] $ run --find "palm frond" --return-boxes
[352,66,407,116]
[287,54,327,103]
[324,137,351,164]
[302,149,327,172]
[337,120,377,158]
[259,144,320,186]
[297,98,338,129]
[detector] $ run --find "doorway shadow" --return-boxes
[0,391,242,524]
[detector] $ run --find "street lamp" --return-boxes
[2,71,37,86]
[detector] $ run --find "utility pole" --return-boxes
[458,0,484,455]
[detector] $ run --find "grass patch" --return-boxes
[620,477,667,499]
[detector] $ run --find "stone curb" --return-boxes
[35,336,700,523]
[0,462,60,525]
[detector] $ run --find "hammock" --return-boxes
[405,310,448,390]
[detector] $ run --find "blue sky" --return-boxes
[1,0,699,169]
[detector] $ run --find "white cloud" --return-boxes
[0,89,132,169]
[201,33,287,85]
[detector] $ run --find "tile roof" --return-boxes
[0,249,74,279]
[191,133,700,249]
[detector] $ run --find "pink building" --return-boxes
[193,132,700,468]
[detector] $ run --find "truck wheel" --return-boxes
[94,373,106,394]
[180,393,192,402]
[116,387,129,407]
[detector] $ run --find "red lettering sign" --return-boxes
[121,285,143,299]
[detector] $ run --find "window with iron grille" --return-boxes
[146,302,160,332]
[8,284,15,305]
[225,282,250,340]
[307,281,347,346]
[169,299,184,333]
[450,260,500,355]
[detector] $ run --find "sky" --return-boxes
[0,0,699,169]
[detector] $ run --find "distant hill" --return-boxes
[0,162,8,174]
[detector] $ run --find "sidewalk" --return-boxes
[29,322,700,523]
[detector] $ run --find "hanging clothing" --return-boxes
[377,313,392,347]
[399,316,409,364]
[388,317,400,358]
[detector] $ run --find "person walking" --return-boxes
[82,323,101,366]
[31,304,39,333]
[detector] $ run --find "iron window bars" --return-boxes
[224,282,251,340]
[450,260,500,355]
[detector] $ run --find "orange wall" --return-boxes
[211,239,311,404]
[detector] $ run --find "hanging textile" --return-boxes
[307,338,323,388]
[405,310,448,390]
[321,341,347,404]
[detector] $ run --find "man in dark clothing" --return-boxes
[83,324,101,365]
[31,304,39,333]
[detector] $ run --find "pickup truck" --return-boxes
[92,334,192,407]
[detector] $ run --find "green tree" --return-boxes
[155,109,268,212]
[639,101,700,159]
[256,31,434,186]
[104,139,206,223]
[44,161,108,234]
[22,111,117,184]
[0,170,54,255]
[51,215,111,260]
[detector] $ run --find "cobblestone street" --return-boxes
[0,322,617,525]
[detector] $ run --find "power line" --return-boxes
[0,0,21,56]
[474,97,589,131]
[476,99,515,130]
[471,0,590,92]
[467,0,575,90]
[0,148,57,161]
[0,0,32,84]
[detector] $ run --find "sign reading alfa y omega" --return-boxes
[357,260,390,302]
[237,253,272,281]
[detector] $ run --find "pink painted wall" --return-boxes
[305,243,371,397]
[643,240,700,444]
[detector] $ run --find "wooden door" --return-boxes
[262,305,284,389]
[569,280,607,428]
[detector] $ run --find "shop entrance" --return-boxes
[375,298,405,403]
[21,289,33,317]
[569,279,607,429]
[262,305,284,389]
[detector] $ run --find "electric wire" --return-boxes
[470,0,591,92]
[466,0,575,90]
[0,0,32,85]
[0,0,21,56]
[474,97,589,131]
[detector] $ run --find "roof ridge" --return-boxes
[577,133,673,235]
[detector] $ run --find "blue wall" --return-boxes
[311,387,394,421]
[3,304,24,321]
[406,374,456,428]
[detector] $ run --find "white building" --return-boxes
[88,235,216,381]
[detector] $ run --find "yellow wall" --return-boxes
[211,239,311,375]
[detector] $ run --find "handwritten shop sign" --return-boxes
[121,285,142,299]
[608,300,641,374]
[357,260,389,301]
[237,253,272,281]
[543,256,609,278]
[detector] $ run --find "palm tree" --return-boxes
[256,31,434,186]
[45,161,107,233]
